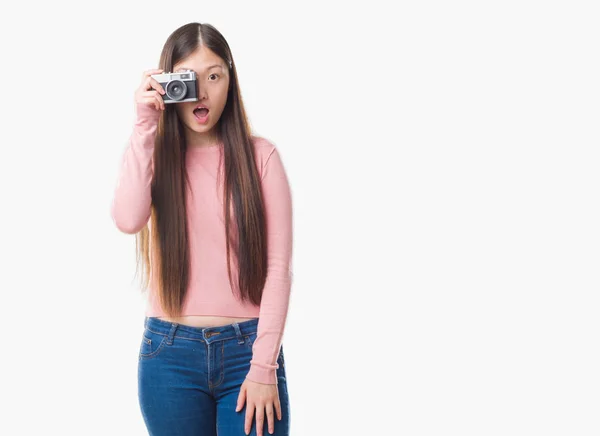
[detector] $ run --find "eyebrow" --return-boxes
[174,64,223,72]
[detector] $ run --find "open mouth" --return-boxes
[193,107,209,119]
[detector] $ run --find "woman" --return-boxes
[111,22,293,436]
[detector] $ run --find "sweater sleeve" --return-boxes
[110,103,161,234]
[246,146,294,385]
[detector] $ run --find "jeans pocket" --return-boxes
[139,328,168,360]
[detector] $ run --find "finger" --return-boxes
[274,396,282,421]
[245,403,255,435]
[154,92,164,111]
[255,406,265,436]
[138,96,159,111]
[147,76,166,95]
[140,90,164,111]
[141,68,163,80]
[141,76,164,95]
[236,385,246,412]
[265,403,275,434]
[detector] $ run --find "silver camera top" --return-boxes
[150,69,197,82]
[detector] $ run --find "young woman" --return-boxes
[110,22,293,436]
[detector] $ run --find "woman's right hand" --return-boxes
[135,68,167,113]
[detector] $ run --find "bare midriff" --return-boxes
[157,315,257,328]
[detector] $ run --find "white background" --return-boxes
[1,1,599,435]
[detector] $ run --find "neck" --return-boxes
[185,128,219,148]
[185,122,219,147]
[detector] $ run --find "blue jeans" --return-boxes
[138,316,290,435]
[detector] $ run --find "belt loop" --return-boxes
[232,322,244,344]
[166,323,178,345]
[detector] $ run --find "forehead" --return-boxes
[174,47,225,72]
[174,64,223,73]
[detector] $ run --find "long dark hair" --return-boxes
[135,22,267,317]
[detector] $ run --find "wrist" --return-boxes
[246,363,278,385]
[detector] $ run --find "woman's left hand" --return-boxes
[236,378,282,435]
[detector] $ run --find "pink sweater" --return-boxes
[111,103,293,385]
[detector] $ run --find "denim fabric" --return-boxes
[138,316,290,435]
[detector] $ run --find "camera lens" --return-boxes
[165,80,187,101]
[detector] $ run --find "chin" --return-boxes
[187,121,211,132]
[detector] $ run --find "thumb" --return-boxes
[235,384,246,412]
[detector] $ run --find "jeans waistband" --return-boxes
[144,316,259,344]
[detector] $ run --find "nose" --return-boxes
[196,80,207,100]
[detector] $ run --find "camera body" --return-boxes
[150,70,198,103]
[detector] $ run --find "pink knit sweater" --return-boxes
[111,103,293,385]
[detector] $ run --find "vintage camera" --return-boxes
[150,70,198,103]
